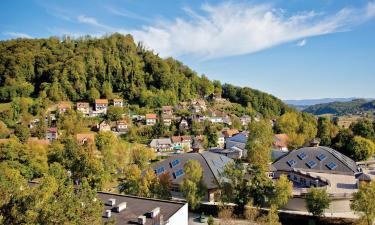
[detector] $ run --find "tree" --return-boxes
[204,121,218,148]
[332,128,353,154]
[305,188,331,217]
[257,205,282,225]
[14,123,30,143]
[352,119,375,141]
[271,175,293,209]
[351,181,375,225]
[348,136,375,161]
[207,215,215,225]
[180,160,206,210]
[0,121,10,138]
[107,106,123,121]
[317,117,338,146]
[88,87,100,102]
[246,120,273,170]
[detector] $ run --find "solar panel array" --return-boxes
[155,167,165,175]
[306,160,317,169]
[287,159,297,167]
[297,152,307,160]
[317,153,327,161]
[173,168,184,179]
[170,159,180,168]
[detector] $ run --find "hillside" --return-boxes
[303,99,375,115]
[0,33,288,117]
[284,97,361,106]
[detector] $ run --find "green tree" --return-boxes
[317,117,339,146]
[14,123,30,143]
[348,136,375,161]
[207,215,215,225]
[204,121,218,148]
[257,205,282,225]
[305,187,331,217]
[271,175,293,209]
[88,87,100,102]
[351,181,375,225]
[180,160,206,210]
[107,106,124,121]
[246,120,273,170]
[352,119,375,141]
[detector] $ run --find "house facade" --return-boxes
[95,99,109,113]
[146,114,157,126]
[116,120,128,132]
[76,102,90,116]
[46,127,58,141]
[113,99,123,107]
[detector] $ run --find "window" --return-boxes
[317,153,327,161]
[170,159,180,168]
[326,162,337,170]
[154,167,165,175]
[297,152,307,160]
[306,160,317,169]
[287,159,297,167]
[173,168,184,179]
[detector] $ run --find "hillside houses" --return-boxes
[146,114,157,126]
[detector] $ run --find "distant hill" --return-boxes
[302,99,375,115]
[284,98,361,106]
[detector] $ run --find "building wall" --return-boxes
[165,203,188,225]
[283,197,352,213]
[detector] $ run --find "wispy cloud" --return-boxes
[107,7,152,23]
[77,15,110,29]
[3,31,32,38]
[127,1,375,59]
[296,39,307,47]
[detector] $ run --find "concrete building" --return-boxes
[151,152,233,202]
[270,145,360,213]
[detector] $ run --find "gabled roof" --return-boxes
[76,102,89,108]
[146,114,157,119]
[150,138,172,148]
[113,98,123,102]
[95,99,109,104]
[151,152,233,189]
[272,146,359,175]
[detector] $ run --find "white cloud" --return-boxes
[77,15,111,29]
[296,39,307,47]
[126,1,375,59]
[3,31,32,38]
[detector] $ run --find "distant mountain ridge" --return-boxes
[302,99,375,115]
[284,98,367,106]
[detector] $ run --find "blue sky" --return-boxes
[1,0,375,100]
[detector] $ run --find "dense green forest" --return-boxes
[303,99,375,115]
[0,33,288,117]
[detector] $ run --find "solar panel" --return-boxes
[287,159,297,167]
[154,167,165,175]
[317,153,327,161]
[173,168,184,179]
[306,160,317,169]
[170,159,180,168]
[297,152,307,160]
[326,162,337,170]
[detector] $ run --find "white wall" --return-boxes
[165,203,188,225]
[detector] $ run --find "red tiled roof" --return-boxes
[48,127,57,133]
[95,99,108,104]
[146,114,157,119]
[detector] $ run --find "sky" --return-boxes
[1,0,375,100]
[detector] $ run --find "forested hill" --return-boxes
[303,99,375,115]
[0,33,288,117]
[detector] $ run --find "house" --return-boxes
[57,101,71,113]
[222,116,232,126]
[209,117,223,123]
[29,181,188,225]
[145,114,157,126]
[116,120,128,132]
[95,99,109,113]
[149,138,173,152]
[222,129,239,138]
[151,152,233,202]
[189,99,207,113]
[76,133,95,145]
[273,134,289,151]
[171,136,193,151]
[240,115,251,126]
[162,106,173,115]
[217,133,225,148]
[270,143,360,213]
[192,137,204,153]
[162,114,173,126]
[113,99,123,107]
[46,127,58,141]
[179,117,189,130]
[76,102,90,116]
[98,121,111,132]
[225,132,249,154]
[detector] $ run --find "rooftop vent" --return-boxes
[150,207,160,218]
[138,215,146,224]
[106,198,116,206]
[114,202,127,213]
[310,138,320,147]
[104,210,111,218]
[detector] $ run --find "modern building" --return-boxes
[151,152,233,202]
[270,145,360,213]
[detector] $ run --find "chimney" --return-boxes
[106,198,116,206]
[104,210,111,218]
[138,215,146,224]
[150,207,160,218]
[310,138,320,147]
[114,202,127,213]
